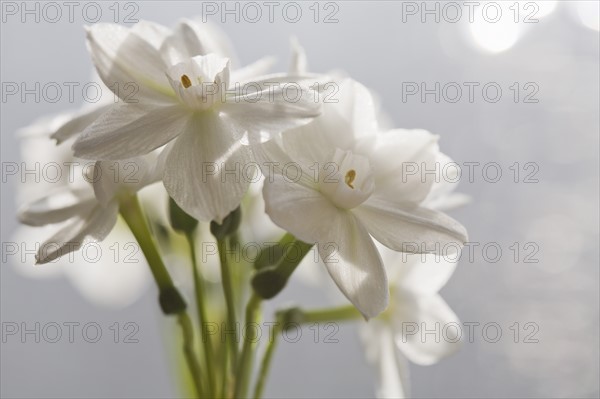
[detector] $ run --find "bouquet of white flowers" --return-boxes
[16,18,468,399]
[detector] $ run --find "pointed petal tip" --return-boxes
[49,132,63,145]
[357,287,390,322]
[71,141,83,158]
[34,252,47,265]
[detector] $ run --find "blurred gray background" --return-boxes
[1,1,599,398]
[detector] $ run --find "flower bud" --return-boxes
[169,197,198,234]
[252,240,313,299]
[159,286,187,315]
[251,268,287,299]
[210,206,241,239]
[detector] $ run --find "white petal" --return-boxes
[230,57,276,85]
[130,20,171,50]
[9,226,65,278]
[161,18,236,65]
[426,192,471,212]
[279,104,356,167]
[361,322,410,398]
[51,104,112,144]
[17,114,73,138]
[73,103,188,160]
[18,187,96,226]
[275,78,380,165]
[334,78,380,137]
[262,173,336,243]
[423,151,470,211]
[359,129,440,204]
[318,212,389,319]
[355,199,468,254]
[393,293,462,366]
[276,78,379,157]
[86,22,173,102]
[163,113,252,223]
[222,81,321,143]
[388,250,458,295]
[36,201,118,264]
[288,37,308,75]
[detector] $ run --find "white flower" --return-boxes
[259,78,468,318]
[18,134,161,264]
[14,17,264,304]
[12,131,152,307]
[359,172,467,398]
[19,84,114,147]
[360,253,461,398]
[72,20,321,223]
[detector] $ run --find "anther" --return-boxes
[181,74,192,88]
[345,170,356,189]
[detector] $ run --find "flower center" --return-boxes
[345,169,356,189]
[181,74,192,88]
[166,54,230,111]
[319,149,374,209]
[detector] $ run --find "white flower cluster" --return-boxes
[16,18,469,398]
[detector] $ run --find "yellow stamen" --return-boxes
[345,170,356,189]
[181,74,192,88]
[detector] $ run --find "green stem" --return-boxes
[300,306,363,323]
[186,234,215,399]
[234,293,262,399]
[178,313,205,399]
[119,195,174,292]
[251,305,361,398]
[219,344,230,398]
[252,322,281,399]
[217,238,239,371]
[119,194,203,398]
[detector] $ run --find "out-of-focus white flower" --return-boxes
[17,130,160,264]
[360,173,467,398]
[20,88,114,147]
[12,130,152,307]
[73,20,320,223]
[259,78,467,318]
[361,252,460,398]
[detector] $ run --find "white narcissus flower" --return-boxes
[20,84,114,147]
[18,136,161,264]
[12,131,153,307]
[32,18,253,148]
[72,20,320,223]
[291,155,467,397]
[259,78,468,318]
[360,253,461,399]
[14,17,276,306]
[360,168,468,398]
